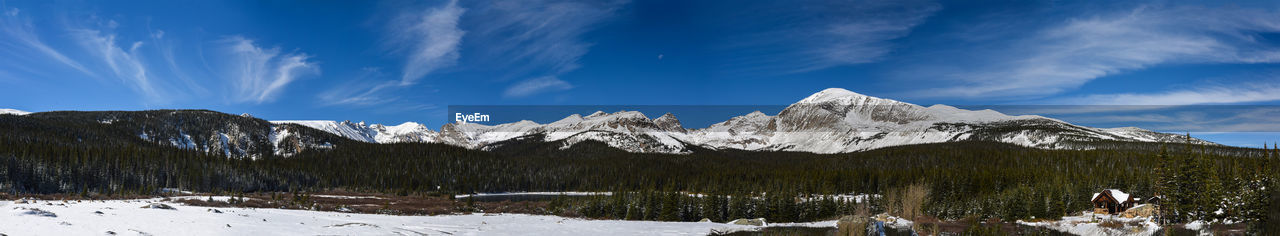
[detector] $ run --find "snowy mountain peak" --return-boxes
[653,113,685,133]
[657,112,677,120]
[777,89,932,129]
[799,88,918,109]
[796,88,916,108]
[552,114,586,125]
[394,121,426,128]
[799,88,868,103]
[272,120,440,144]
[1,108,32,115]
[586,111,608,118]
[591,110,648,120]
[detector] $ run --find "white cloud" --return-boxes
[912,5,1280,98]
[1134,108,1280,132]
[0,7,95,76]
[1065,81,1280,105]
[71,29,161,100]
[504,76,572,98]
[470,0,622,77]
[321,1,464,107]
[322,82,397,105]
[724,0,940,74]
[223,36,319,103]
[318,68,401,106]
[1063,109,1280,132]
[392,0,465,85]
[469,0,626,100]
[805,4,939,70]
[149,29,207,95]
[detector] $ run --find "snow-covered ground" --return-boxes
[2,197,769,235]
[1019,212,1161,236]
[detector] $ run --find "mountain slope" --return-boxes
[680,88,1212,153]
[270,120,441,144]
[16,110,349,158]
[281,88,1214,154]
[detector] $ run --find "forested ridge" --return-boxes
[0,111,1276,227]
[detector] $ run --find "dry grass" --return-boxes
[835,215,868,236]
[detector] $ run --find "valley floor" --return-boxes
[1018,212,1161,236]
[3,194,1240,236]
[1,196,776,236]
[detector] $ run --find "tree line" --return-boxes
[1,113,1277,230]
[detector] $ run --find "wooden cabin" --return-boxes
[1146,195,1161,205]
[1091,189,1137,215]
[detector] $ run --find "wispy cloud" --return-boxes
[318,68,400,106]
[469,0,626,98]
[471,0,622,76]
[503,76,572,98]
[1101,108,1280,132]
[148,29,208,96]
[0,7,94,77]
[1063,80,1280,105]
[723,0,940,74]
[1005,105,1280,132]
[222,36,319,103]
[70,28,162,100]
[329,0,622,104]
[390,0,465,85]
[909,5,1280,98]
[320,1,464,107]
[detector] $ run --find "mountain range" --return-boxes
[270,88,1214,154]
[1,88,1214,157]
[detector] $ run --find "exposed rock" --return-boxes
[140,203,175,210]
[728,218,767,226]
[1121,204,1156,218]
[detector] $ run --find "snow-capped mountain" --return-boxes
[679,88,1213,153]
[12,110,348,159]
[271,120,441,144]
[1,108,31,115]
[280,88,1213,154]
[435,110,691,153]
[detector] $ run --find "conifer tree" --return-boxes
[659,193,679,221]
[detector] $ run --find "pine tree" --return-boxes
[1194,142,1224,221]
[659,193,679,221]
[699,195,718,222]
[1155,146,1179,224]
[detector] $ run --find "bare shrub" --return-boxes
[901,183,929,220]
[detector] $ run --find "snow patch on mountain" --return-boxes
[1,108,31,115]
[272,120,443,144]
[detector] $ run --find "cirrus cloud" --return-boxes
[906,5,1280,99]
[391,0,465,85]
[221,36,319,104]
[503,76,573,98]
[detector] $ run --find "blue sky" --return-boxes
[3,0,1280,147]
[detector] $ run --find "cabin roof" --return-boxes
[1091,189,1133,204]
